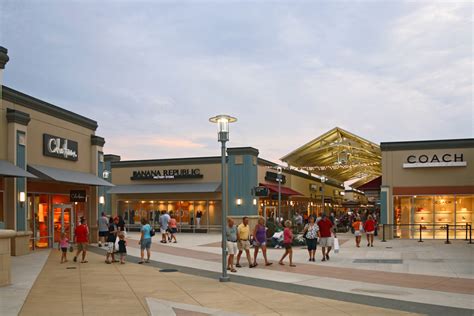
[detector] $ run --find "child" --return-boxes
[352,217,362,248]
[168,215,178,243]
[59,232,69,263]
[278,220,296,267]
[117,232,127,264]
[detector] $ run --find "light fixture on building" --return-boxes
[150,201,155,204]
[253,198,257,205]
[236,198,242,205]
[19,191,26,205]
[99,196,105,205]
[102,170,111,179]
[290,201,294,206]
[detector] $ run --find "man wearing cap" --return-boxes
[317,213,335,262]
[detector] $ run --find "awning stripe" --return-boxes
[0,160,37,178]
[259,183,303,196]
[27,164,114,187]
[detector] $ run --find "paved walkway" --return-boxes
[19,250,418,316]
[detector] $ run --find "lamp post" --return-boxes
[277,166,282,220]
[209,114,237,283]
[321,176,327,214]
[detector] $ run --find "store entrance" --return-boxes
[52,204,75,246]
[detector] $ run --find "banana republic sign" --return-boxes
[403,153,467,168]
[131,168,203,180]
[43,134,78,161]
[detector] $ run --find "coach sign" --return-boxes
[43,134,78,161]
[403,153,467,168]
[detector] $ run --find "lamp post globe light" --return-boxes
[276,166,282,220]
[209,114,237,282]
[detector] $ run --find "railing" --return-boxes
[380,223,472,244]
[125,223,223,233]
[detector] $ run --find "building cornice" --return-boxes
[111,156,222,168]
[91,135,105,147]
[104,154,121,163]
[2,85,98,131]
[6,108,31,125]
[227,147,259,156]
[381,138,474,151]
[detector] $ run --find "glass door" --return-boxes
[53,204,74,246]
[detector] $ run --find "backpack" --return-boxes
[150,227,156,237]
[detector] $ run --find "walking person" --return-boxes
[252,217,272,268]
[98,212,108,247]
[303,216,319,262]
[226,218,238,272]
[196,210,202,229]
[168,214,178,243]
[317,213,335,262]
[105,217,119,264]
[117,215,126,232]
[352,217,363,247]
[236,217,253,268]
[138,218,152,264]
[117,232,127,264]
[59,232,69,263]
[73,218,89,263]
[364,215,376,247]
[278,220,296,267]
[159,211,170,244]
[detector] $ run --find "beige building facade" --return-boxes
[381,139,474,239]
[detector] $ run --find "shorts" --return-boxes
[170,228,177,234]
[77,242,87,251]
[366,231,375,235]
[105,242,115,254]
[319,237,333,248]
[61,247,68,253]
[254,240,266,247]
[306,238,317,251]
[237,240,250,251]
[354,231,362,237]
[140,238,152,250]
[99,231,108,237]
[226,241,238,255]
[283,243,292,250]
[160,227,168,234]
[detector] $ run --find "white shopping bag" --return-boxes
[334,237,340,254]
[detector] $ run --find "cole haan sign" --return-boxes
[131,168,203,180]
[43,134,78,161]
[403,153,467,168]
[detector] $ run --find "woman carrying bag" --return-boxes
[303,216,319,262]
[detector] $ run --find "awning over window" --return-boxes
[27,164,114,187]
[0,160,37,178]
[259,183,303,196]
[107,182,221,194]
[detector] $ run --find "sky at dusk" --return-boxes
[1,0,472,163]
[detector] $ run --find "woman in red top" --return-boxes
[278,220,296,267]
[364,215,376,247]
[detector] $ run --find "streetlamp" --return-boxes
[276,166,283,220]
[321,176,327,214]
[209,114,237,283]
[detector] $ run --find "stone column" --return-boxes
[0,229,16,286]
[89,135,105,243]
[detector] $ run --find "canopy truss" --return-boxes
[281,127,381,184]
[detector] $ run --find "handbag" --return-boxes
[333,237,340,254]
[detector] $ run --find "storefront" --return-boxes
[380,139,474,239]
[1,82,112,252]
[105,148,344,230]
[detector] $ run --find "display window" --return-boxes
[393,194,473,239]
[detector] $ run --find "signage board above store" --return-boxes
[265,171,286,184]
[70,190,86,202]
[403,153,467,168]
[131,168,203,180]
[253,186,269,197]
[43,134,78,161]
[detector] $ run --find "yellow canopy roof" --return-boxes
[281,127,381,183]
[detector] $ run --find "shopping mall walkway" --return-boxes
[18,251,417,316]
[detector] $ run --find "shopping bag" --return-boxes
[333,237,340,254]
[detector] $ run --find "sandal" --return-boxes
[81,260,88,263]
[236,264,242,268]
[231,269,237,272]
[265,262,273,266]
[278,262,284,265]
[138,261,144,264]
[290,264,296,267]
[145,260,150,263]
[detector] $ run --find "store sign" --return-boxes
[131,168,203,180]
[70,190,86,202]
[403,153,467,168]
[265,171,286,184]
[43,134,78,161]
[254,186,269,197]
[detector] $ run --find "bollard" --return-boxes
[465,224,469,241]
[418,224,423,242]
[469,224,472,244]
[445,224,451,244]
[381,224,386,242]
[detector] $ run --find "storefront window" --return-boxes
[394,194,473,240]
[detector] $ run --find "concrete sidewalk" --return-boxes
[19,251,418,316]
